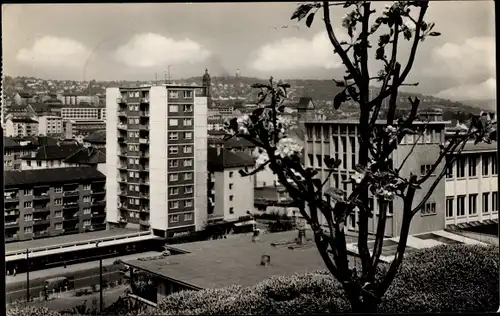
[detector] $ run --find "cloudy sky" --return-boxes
[2,2,495,101]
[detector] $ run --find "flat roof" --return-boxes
[6,228,143,253]
[127,230,358,290]
[303,119,451,125]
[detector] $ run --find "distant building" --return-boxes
[4,136,58,170]
[5,116,39,137]
[21,142,82,170]
[83,130,106,149]
[61,94,99,106]
[64,146,107,177]
[63,119,106,139]
[38,115,64,136]
[207,117,225,131]
[14,92,35,105]
[61,107,106,121]
[207,147,255,223]
[4,166,106,242]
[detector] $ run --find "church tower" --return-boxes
[202,69,212,104]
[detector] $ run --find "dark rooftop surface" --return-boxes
[208,137,255,148]
[207,148,254,171]
[6,228,141,253]
[84,130,106,143]
[5,166,105,187]
[23,143,81,160]
[127,230,358,290]
[4,136,59,149]
[64,146,106,164]
[11,117,38,123]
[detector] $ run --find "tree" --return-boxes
[224,1,497,313]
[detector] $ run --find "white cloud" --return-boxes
[114,33,211,68]
[435,77,496,101]
[424,36,495,82]
[16,36,91,68]
[249,31,348,71]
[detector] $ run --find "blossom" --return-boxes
[237,114,251,135]
[255,151,269,167]
[379,189,394,201]
[275,137,303,158]
[351,171,364,184]
[402,17,416,32]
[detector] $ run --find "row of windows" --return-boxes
[169,199,193,209]
[168,145,193,154]
[169,104,193,113]
[169,118,193,127]
[123,91,149,98]
[21,208,93,222]
[169,212,193,223]
[307,125,357,139]
[169,186,194,195]
[169,172,193,182]
[169,159,193,168]
[169,131,193,140]
[19,185,92,196]
[446,154,498,179]
[169,90,193,99]
[445,192,498,217]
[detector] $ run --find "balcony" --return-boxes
[34,218,50,225]
[139,179,150,185]
[139,219,150,226]
[34,206,50,212]
[92,212,106,219]
[6,235,19,242]
[140,208,150,213]
[34,193,50,200]
[139,125,149,131]
[140,98,149,104]
[117,124,128,131]
[5,194,19,202]
[117,97,127,104]
[118,165,128,170]
[5,205,19,212]
[5,221,19,228]
[139,165,149,172]
[33,231,49,238]
[140,152,150,158]
[5,209,20,216]
[118,111,127,117]
[118,151,128,157]
[63,202,79,209]
[91,189,106,195]
[63,216,79,222]
[92,200,106,206]
[139,138,149,144]
[118,136,127,143]
[140,111,150,117]
[63,190,79,197]
[117,178,127,183]
[139,193,149,199]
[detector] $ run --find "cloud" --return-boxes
[424,36,495,82]
[435,77,496,101]
[114,33,211,68]
[16,36,91,68]
[249,31,348,71]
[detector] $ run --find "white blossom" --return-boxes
[275,137,303,158]
[255,151,269,167]
[402,17,416,32]
[351,171,365,184]
[380,189,394,201]
[341,13,351,29]
[237,114,251,135]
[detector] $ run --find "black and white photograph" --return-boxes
[2,1,498,314]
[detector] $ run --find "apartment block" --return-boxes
[445,142,498,227]
[4,167,106,242]
[106,84,208,238]
[303,110,448,237]
[5,116,39,137]
[61,107,106,121]
[38,115,63,136]
[207,147,255,223]
[21,143,81,170]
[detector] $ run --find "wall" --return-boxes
[105,88,120,224]
[21,159,71,170]
[193,95,208,231]
[223,168,254,221]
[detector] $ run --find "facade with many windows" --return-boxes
[445,142,498,227]
[303,110,448,237]
[106,84,208,238]
[4,167,106,242]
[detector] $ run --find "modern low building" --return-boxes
[4,166,106,242]
[63,119,106,139]
[61,106,106,121]
[38,115,64,136]
[4,116,39,137]
[106,81,208,238]
[445,141,498,229]
[303,109,448,237]
[207,147,255,223]
[21,142,82,170]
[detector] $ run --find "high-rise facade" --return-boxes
[106,84,208,238]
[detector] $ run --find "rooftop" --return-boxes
[208,137,256,148]
[4,136,59,149]
[303,119,452,125]
[63,146,106,164]
[10,117,38,124]
[84,130,106,144]
[23,143,81,160]
[450,141,497,154]
[5,166,105,187]
[208,148,255,172]
[126,230,334,290]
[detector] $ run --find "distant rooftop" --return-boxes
[84,130,106,144]
[22,143,81,160]
[10,117,38,124]
[64,146,106,164]
[5,166,105,187]
[208,147,254,172]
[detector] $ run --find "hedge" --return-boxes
[7,244,499,315]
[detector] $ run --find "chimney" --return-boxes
[260,254,271,266]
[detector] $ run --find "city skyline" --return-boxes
[2,2,495,102]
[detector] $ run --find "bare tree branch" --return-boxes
[371,199,388,266]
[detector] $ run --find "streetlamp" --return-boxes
[95,241,103,315]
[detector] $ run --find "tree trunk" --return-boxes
[350,296,379,313]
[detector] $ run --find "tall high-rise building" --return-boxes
[105,83,208,238]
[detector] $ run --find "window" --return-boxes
[184,132,193,140]
[184,200,193,208]
[83,196,91,203]
[24,214,33,221]
[83,208,91,215]
[135,185,139,191]
[26,160,32,167]
[183,118,193,126]
[229,207,234,214]
[420,164,433,176]
[482,154,489,176]
[493,192,498,212]
[456,158,466,178]
[24,189,33,196]
[170,214,179,222]
[55,210,62,217]
[183,146,193,154]
[169,91,179,99]
[349,213,356,229]
[446,161,454,179]
[55,198,62,205]
[468,194,477,214]
[424,128,431,143]
[36,161,42,167]
[457,195,466,216]
[492,154,498,175]
[169,119,178,126]
[83,220,91,227]
[169,146,179,154]
[169,174,179,181]
[229,195,234,201]
[446,197,454,217]
[184,186,193,194]
[422,202,436,215]
[468,155,477,177]
[183,91,193,98]
[24,227,33,234]
[24,201,33,208]
[483,193,490,213]
[83,184,91,190]
[183,159,193,167]
[169,132,179,140]
[169,187,179,196]
[229,183,233,190]
[55,223,63,230]
[229,171,233,178]
[184,212,193,221]
[183,104,193,112]
[169,160,179,168]
[169,105,179,112]
[184,172,193,180]
[54,187,63,193]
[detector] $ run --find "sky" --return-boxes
[2,1,496,101]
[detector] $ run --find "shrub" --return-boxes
[7,304,62,316]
